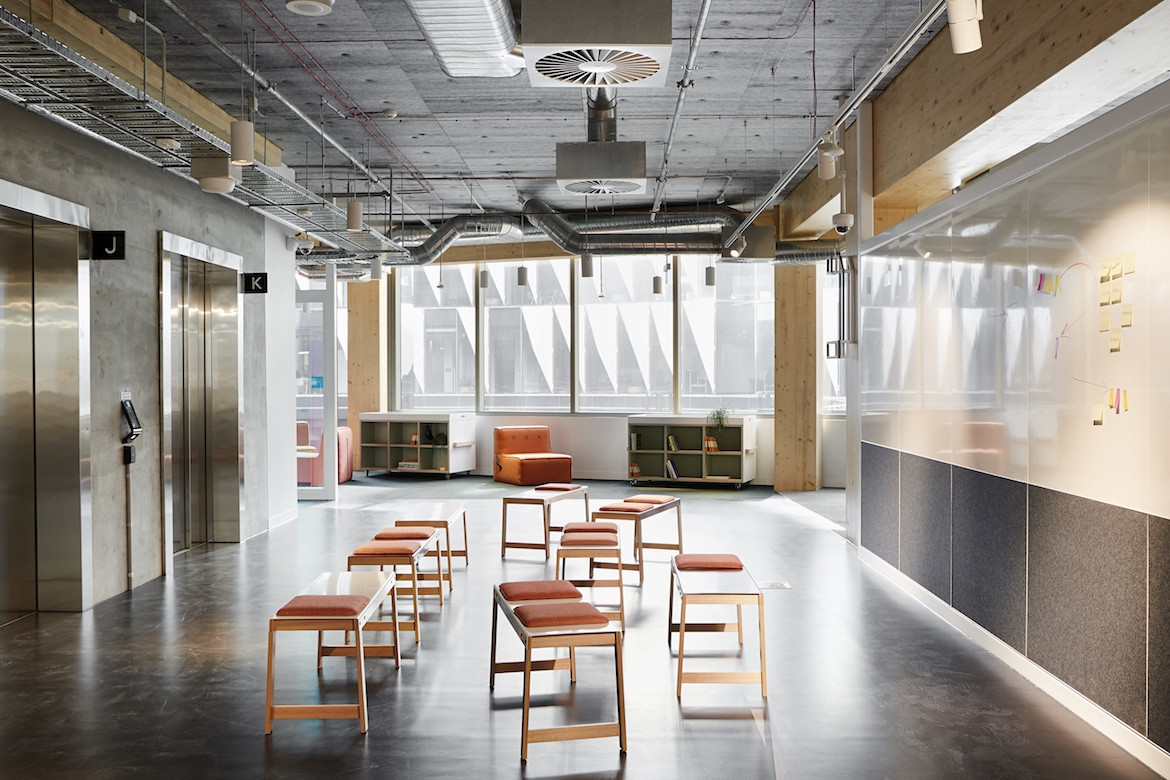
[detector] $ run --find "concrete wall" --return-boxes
[0,98,293,605]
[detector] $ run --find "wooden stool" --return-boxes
[491,585,626,762]
[347,533,440,643]
[555,530,626,631]
[668,554,767,701]
[590,495,683,584]
[378,522,453,593]
[490,579,583,689]
[501,483,589,559]
[396,500,470,570]
[265,571,399,734]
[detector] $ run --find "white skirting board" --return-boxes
[858,547,1170,777]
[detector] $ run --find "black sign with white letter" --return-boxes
[92,231,126,259]
[242,272,268,294]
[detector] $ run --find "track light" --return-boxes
[705,264,716,287]
[817,136,844,180]
[230,120,254,166]
[346,199,363,232]
[945,0,983,54]
[580,254,594,278]
[728,235,747,258]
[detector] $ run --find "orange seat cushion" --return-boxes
[353,539,422,556]
[597,501,654,514]
[626,494,676,505]
[514,601,609,628]
[563,521,619,534]
[675,553,744,570]
[560,532,619,547]
[494,427,572,485]
[374,526,435,540]
[276,594,369,617]
[535,482,583,491]
[499,580,582,602]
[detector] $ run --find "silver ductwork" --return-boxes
[587,86,618,142]
[524,198,723,255]
[406,214,526,265]
[722,240,845,265]
[403,0,523,78]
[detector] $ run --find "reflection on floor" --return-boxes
[0,476,1159,778]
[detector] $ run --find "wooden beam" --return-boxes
[773,261,822,492]
[3,0,282,165]
[425,240,569,265]
[347,280,387,470]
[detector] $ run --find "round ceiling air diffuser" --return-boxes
[563,179,643,195]
[534,48,660,86]
[285,0,333,16]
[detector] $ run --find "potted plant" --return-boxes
[705,407,728,452]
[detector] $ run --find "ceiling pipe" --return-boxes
[587,86,618,143]
[724,0,947,247]
[721,239,844,265]
[524,198,722,255]
[650,0,714,215]
[155,0,434,229]
[402,0,522,78]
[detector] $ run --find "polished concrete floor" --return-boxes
[1,475,1161,779]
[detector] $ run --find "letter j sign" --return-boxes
[242,273,268,294]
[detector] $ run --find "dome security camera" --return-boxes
[832,212,855,235]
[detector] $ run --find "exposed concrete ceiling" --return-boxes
[48,0,942,230]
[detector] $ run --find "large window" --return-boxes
[577,256,673,412]
[482,259,571,411]
[678,260,774,414]
[398,265,476,410]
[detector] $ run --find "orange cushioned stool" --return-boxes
[668,553,767,701]
[490,579,583,688]
[590,495,684,585]
[347,533,440,643]
[265,571,399,734]
[556,530,626,630]
[490,583,626,762]
[376,523,453,594]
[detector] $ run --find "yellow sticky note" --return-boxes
[1111,280,1123,304]
[1108,388,1115,409]
[1093,402,1105,425]
[1100,261,1112,282]
[1100,286,1111,306]
[1111,255,1123,279]
[1054,275,1061,293]
[1122,304,1133,328]
[1110,329,1122,352]
[1124,389,1129,411]
[1124,251,1137,275]
[1099,310,1111,332]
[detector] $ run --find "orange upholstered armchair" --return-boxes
[493,426,572,485]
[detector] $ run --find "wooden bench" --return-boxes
[395,500,470,573]
[590,494,683,584]
[555,525,626,631]
[347,530,442,643]
[489,581,626,762]
[501,483,590,559]
[265,571,399,734]
[667,554,767,701]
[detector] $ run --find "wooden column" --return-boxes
[347,278,388,470]
[774,259,822,492]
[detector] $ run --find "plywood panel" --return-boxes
[346,279,387,470]
[773,263,821,490]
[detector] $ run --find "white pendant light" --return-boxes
[347,199,363,232]
[285,0,333,15]
[705,264,717,287]
[580,254,594,278]
[652,274,663,295]
[230,120,254,166]
[516,265,528,287]
[369,256,383,282]
[479,268,489,289]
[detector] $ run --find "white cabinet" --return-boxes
[359,412,476,478]
[627,414,757,488]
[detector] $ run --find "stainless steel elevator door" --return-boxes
[0,212,36,620]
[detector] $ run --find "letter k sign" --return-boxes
[242,272,268,294]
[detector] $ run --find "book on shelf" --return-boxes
[703,435,718,453]
[629,432,640,450]
[397,460,420,470]
[667,434,678,451]
[410,431,419,445]
[665,458,678,479]
[629,461,642,478]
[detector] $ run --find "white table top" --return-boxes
[672,566,761,597]
[503,485,588,504]
[396,500,466,522]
